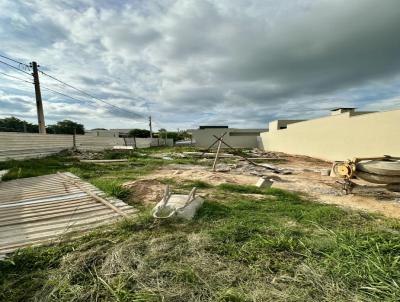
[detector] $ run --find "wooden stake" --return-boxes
[212,139,223,171]
[57,173,128,218]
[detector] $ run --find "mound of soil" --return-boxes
[123,179,165,204]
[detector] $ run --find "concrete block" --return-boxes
[0,170,8,181]
[255,177,273,188]
[321,169,331,176]
[215,164,231,172]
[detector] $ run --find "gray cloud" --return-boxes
[1,0,400,130]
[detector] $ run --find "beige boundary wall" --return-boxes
[0,132,173,161]
[260,109,400,161]
[191,128,266,149]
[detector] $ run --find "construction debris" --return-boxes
[80,159,129,163]
[215,164,232,172]
[112,146,134,150]
[320,169,331,176]
[0,172,136,258]
[255,177,273,188]
[233,162,293,175]
[0,170,8,181]
[183,151,236,158]
[332,156,400,194]
[149,152,187,159]
[152,186,204,220]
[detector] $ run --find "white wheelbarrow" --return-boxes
[152,185,204,220]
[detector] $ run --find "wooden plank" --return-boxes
[80,159,129,163]
[212,139,223,171]
[58,173,128,218]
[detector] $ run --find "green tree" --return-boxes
[128,129,150,138]
[0,117,38,133]
[47,120,85,135]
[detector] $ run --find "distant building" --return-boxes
[189,126,267,149]
[85,129,131,137]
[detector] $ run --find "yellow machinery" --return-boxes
[333,156,400,194]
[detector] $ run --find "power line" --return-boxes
[0,54,30,69]
[0,54,147,122]
[39,70,143,118]
[41,85,96,106]
[0,59,32,76]
[0,71,33,84]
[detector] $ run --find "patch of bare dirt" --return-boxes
[123,179,165,204]
[145,166,259,186]
[261,153,400,219]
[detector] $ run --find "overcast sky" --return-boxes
[1,0,400,131]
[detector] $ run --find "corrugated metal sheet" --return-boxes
[0,172,136,258]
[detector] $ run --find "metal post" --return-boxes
[31,61,46,134]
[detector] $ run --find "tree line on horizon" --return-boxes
[0,116,190,141]
[0,117,84,135]
[127,128,190,142]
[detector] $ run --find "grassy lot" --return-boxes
[0,150,400,301]
[0,148,202,198]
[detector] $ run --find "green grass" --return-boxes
[90,179,131,199]
[180,180,214,189]
[0,149,209,202]
[0,152,76,180]
[1,152,400,301]
[1,183,400,301]
[217,183,265,194]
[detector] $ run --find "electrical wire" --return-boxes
[41,85,97,106]
[0,71,33,84]
[39,70,143,118]
[0,59,32,76]
[0,54,30,69]
[0,52,146,120]
[0,59,143,120]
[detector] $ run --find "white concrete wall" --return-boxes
[0,132,173,161]
[85,130,120,137]
[0,132,73,161]
[260,109,400,161]
[75,135,125,151]
[191,128,266,148]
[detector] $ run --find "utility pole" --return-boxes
[149,116,153,138]
[31,61,46,134]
